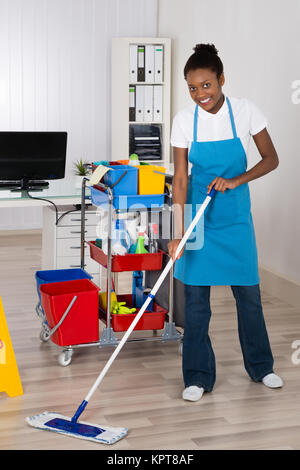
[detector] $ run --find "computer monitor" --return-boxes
[0,131,67,190]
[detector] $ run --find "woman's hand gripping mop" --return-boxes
[26,168,216,445]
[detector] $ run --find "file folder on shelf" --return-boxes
[129,44,138,82]
[144,85,153,122]
[137,45,145,82]
[154,45,164,83]
[145,44,155,83]
[135,85,144,122]
[129,85,136,122]
[153,85,163,122]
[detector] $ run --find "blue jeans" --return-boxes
[183,284,274,392]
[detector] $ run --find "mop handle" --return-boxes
[83,189,216,404]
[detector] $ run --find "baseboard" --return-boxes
[259,266,300,308]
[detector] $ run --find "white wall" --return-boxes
[158,0,300,284]
[0,0,158,230]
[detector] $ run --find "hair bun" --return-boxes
[193,43,218,55]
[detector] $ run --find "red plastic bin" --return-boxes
[99,294,167,332]
[40,279,100,346]
[88,241,164,272]
[91,161,121,171]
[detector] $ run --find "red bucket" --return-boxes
[40,279,100,346]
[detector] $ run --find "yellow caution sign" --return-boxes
[0,296,23,397]
[0,339,6,364]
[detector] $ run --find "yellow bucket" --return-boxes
[138,165,166,195]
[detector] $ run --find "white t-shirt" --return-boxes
[170,96,268,154]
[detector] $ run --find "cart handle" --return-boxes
[46,295,77,339]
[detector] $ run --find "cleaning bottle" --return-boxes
[111,219,131,255]
[148,223,159,253]
[99,290,118,313]
[135,231,148,254]
[125,214,139,254]
[132,271,143,307]
[95,239,102,249]
[128,153,140,166]
[128,227,149,253]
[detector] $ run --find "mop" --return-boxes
[26,187,216,445]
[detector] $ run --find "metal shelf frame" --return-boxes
[80,177,182,348]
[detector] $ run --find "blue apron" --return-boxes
[174,97,260,286]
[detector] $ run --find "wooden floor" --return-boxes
[0,230,300,450]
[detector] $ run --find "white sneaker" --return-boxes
[262,373,283,389]
[182,386,204,402]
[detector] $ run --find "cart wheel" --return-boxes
[58,350,73,367]
[178,341,183,356]
[40,328,50,343]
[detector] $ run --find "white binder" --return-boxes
[153,85,163,122]
[145,44,155,83]
[129,44,138,82]
[137,45,145,81]
[129,85,136,121]
[154,45,164,83]
[144,85,154,122]
[135,85,144,122]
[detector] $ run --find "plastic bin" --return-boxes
[40,279,100,346]
[88,241,165,272]
[102,164,138,196]
[138,165,166,195]
[91,185,165,209]
[99,294,167,332]
[92,161,121,166]
[35,268,92,304]
[92,161,121,171]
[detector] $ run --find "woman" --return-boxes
[168,43,283,402]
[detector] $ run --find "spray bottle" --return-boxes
[148,223,159,253]
[111,219,131,255]
[135,230,148,254]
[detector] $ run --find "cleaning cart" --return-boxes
[34,162,182,366]
[83,162,182,349]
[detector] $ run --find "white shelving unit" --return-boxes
[111,37,171,165]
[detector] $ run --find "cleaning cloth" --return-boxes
[26,412,128,445]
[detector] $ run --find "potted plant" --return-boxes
[73,159,91,188]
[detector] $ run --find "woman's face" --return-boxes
[186,68,225,114]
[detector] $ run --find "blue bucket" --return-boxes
[102,165,138,196]
[35,268,92,303]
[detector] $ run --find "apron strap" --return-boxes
[226,97,237,138]
[193,105,198,142]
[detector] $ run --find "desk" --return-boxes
[0,178,102,285]
[0,178,89,208]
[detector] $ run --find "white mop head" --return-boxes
[26,412,128,445]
